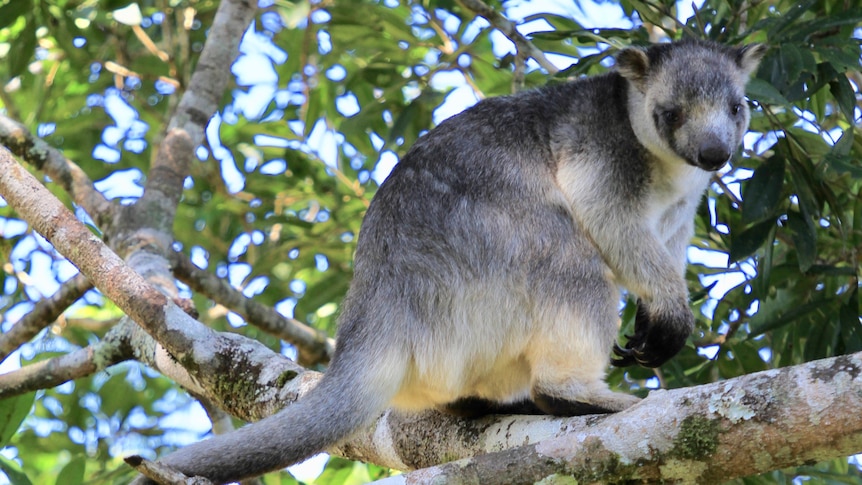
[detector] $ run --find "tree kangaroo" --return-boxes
[132,38,766,484]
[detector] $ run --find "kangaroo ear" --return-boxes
[616,46,650,91]
[736,43,768,77]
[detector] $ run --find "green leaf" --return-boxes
[803,313,839,361]
[786,210,817,273]
[746,78,790,106]
[0,392,35,447]
[749,290,826,337]
[0,455,33,485]
[829,75,856,123]
[765,0,817,40]
[789,11,862,44]
[55,457,86,485]
[8,19,36,77]
[838,287,862,354]
[776,44,804,86]
[0,0,31,29]
[730,218,776,263]
[817,42,862,73]
[824,154,862,179]
[742,155,785,225]
[831,128,855,157]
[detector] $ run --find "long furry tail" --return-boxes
[131,347,404,484]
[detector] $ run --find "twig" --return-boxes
[425,9,456,55]
[712,173,743,206]
[513,50,528,93]
[458,66,486,100]
[0,83,22,121]
[124,455,212,485]
[170,252,335,366]
[0,273,93,364]
[456,0,560,75]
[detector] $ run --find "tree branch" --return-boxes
[117,0,259,296]
[0,273,93,363]
[358,352,862,484]
[0,113,113,228]
[137,0,258,230]
[170,252,335,366]
[0,324,131,399]
[0,147,307,419]
[456,0,559,75]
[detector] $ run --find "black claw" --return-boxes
[612,355,636,367]
[611,298,693,369]
[612,342,638,367]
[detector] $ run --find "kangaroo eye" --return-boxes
[731,103,743,116]
[662,108,683,127]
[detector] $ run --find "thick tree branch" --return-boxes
[112,0,260,394]
[0,147,307,420]
[0,113,113,228]
[116,0,259,293]
[102,0,261,421]
[456,0,559,75]
[170,252,335,366]
[0,273,93,363]
[136,0,258,232]
[359,352,862,484]
[116,340,862,484]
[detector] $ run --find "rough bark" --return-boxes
[360,352,862,483]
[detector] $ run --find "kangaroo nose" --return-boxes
[697,138,731,171]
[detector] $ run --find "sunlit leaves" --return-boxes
[54,457,85,485]
[0,392,34,447]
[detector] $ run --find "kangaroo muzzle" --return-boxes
[696,135,732,171]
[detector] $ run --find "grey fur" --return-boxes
[132,39,765,483]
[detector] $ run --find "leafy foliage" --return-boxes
[0,0,860,483]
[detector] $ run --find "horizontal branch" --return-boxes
[0,273,93,363]
[111,343,858,483]
[357,351,862,484]
[0,327,131,399]
[170,252,334,366]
